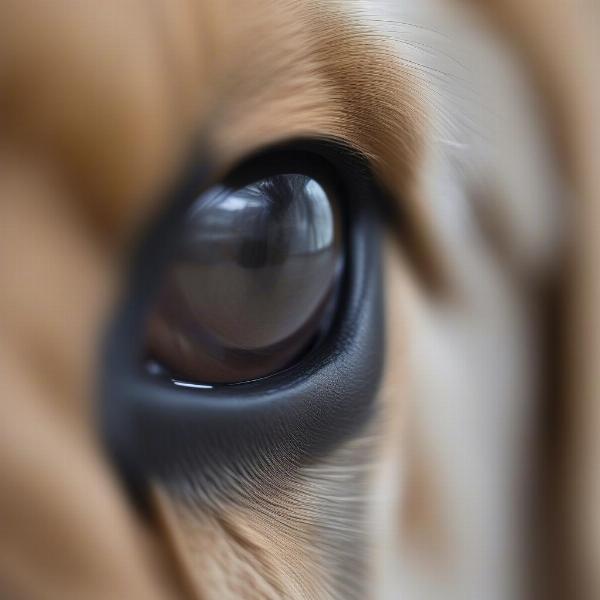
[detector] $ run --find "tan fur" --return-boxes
[459,2,600,596]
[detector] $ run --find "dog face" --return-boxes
[1,1,599,598]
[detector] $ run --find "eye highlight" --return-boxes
[145,173,344,384]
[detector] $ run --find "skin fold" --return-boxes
[0,0,598,598]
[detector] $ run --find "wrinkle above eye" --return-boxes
[145,173,343,384]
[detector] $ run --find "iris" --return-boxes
[145,174,343,384]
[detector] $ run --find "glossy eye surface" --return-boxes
[145,173,343,384]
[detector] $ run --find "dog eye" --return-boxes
[101,143,383,496]
[145,174,343,384]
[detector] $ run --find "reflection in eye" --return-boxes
[145,174,344,384]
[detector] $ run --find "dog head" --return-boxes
[1,1,599,598]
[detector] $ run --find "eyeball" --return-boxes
[145,173,344,384]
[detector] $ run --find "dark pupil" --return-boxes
[146,174,343,384]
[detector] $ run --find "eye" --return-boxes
[101,141,383,497]
[145,173,343,384]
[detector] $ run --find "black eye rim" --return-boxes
[99,138,385,503]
